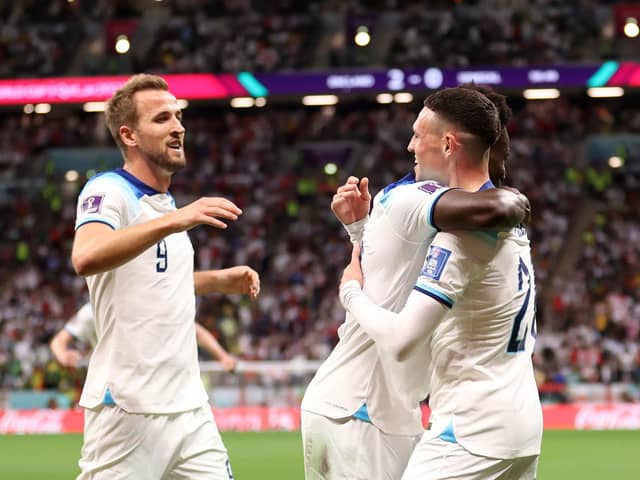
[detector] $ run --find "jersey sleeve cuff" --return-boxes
[343,216,368,243]
[414,282,454,308]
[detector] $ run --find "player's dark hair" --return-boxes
[459,83,512,128]
[105,74,169,152]
[459,84,512,185]
[423,87,501,153]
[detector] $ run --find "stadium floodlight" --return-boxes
[376,93,393,104]
[34,103,51,114]
[624,17,639,38]
[324,162,338,175]
[523,88,560,100]
[354,26,371,47]
[587,87,624,98]
[608,156,624,168]
[302,95,339,106]
[177,99,189,109]
[255,97,267,107]
[230,97,255,108]
[65,170,80,182]
[83,102,106,112]
[393,92,414,103]
[115,35,130,54]
[23,104,34,114]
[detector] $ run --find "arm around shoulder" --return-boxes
[433,187,530,231]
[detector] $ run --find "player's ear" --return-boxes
[120,125,136,147]
[443,132,455,155]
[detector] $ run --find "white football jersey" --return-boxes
[75,169,207,414]
[417,226,542,458]
[302,175,450,435]
[64,302,97,347]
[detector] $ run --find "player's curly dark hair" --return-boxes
[458,84,512,186]
[459,83,512,129]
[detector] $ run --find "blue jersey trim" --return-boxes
[382,172,416,195]
[428,188,454,231]
[379,172,416,207]
[352,404,372,423]
[102,388,116,406]
[414,283,454,308]
[75,218,117,231]
[478,179,495,191]
[437,421,458,443]
[114,168,164,197]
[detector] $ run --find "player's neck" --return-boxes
[448,166,491,191]
[448,153,490,191]
[122,156,172,193]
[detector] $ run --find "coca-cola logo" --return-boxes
[0,410,65,434]
[575,405,640,430]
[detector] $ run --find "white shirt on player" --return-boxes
[64,302,97,347]
[341,225,543,458]
[75,168,207,414]
[302,174,450,436]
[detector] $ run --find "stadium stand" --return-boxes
[0,0,639,406]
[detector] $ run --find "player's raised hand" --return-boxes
[169,197,242,231]
[340,242,363,288]
[331,176,371,225]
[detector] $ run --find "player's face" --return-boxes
[131,90,186,173]
[408,107,449,183]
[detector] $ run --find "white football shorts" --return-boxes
[402,435,538,480]
[301,410,420,480]
[77,403,233,480]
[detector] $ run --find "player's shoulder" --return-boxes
[382,179,447,200]
[414,180,449,196]
[80,170,128,196]
[432,230,496,261]
[79,168,156,205]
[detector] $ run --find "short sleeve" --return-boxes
[64,303,96,345]
[75,173,137,231]
[381,181,450,242]
[413,232,487,308]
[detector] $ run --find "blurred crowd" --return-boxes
[1,95,640,403]
[0,0,624,78]
[0,0,639,404]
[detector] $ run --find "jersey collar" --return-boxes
[478,179,495,191]
[114,168,164,196]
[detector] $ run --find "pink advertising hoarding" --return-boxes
[0,74,246,105]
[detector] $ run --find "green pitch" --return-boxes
[0,430,638,479]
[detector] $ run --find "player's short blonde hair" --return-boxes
[105,74,169,151]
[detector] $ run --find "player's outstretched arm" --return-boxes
[433,187,530,231]
[339,244,449,361]
[194,266,260,299]
[49,330,82,368]
[72,197,241,276]
[195,323,237,372]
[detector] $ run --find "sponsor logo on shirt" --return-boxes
[422,245,451,280]
[81,194,104,214]
[418,181,444,194]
